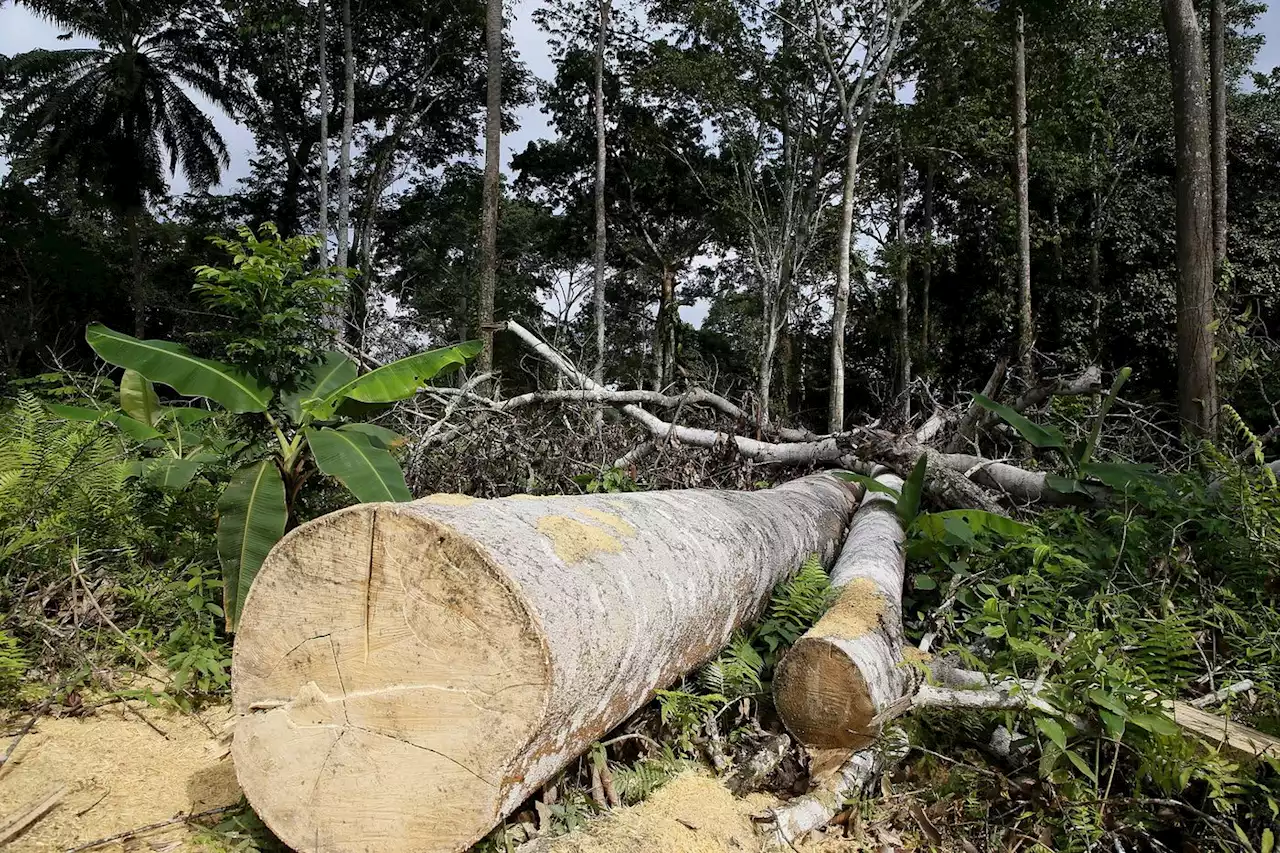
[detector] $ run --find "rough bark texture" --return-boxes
[592,0,610,394]
[478,0,502,380]
[828,123,861,433]
[1162,0,1219,437]
[316,0,330,261]
[336,0,354,268]
[1210,0,1227,270]
[774,474,913,749]
[920,157,934,359]
[894,142,910,421]
[126,209,146,337]
[1013,9,1033,380]
[231,475,860,853]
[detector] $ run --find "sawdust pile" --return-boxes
[0,701,240,852]
[544,773,772,853]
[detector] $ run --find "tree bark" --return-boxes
[231,476,860,853]
[774,474,914,749]
[1210,0,1227,270]
[894,141,910,422]
[1013,9,1034,381]
[125,209,147,337]
[478,0,502,382]
[336,0,354,267]
[592,0,611,395]
[828,124,861,433]
[317,0,330,260]
[920,157,934,359]
[1162,0,1219,437]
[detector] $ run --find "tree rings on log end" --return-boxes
[773,638,878,749]
[230,503,552,853]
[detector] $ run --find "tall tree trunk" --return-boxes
[1013,9,1034,381]
[828,128,861,433]
[336,0,354,266]
[920,157,934,360]
[277,138,314,237]
[231,476,860,853]
[336,0,355,346]
[1210,0,1227,270]
[895,142,910,422]
[592,0,611,396]
[1162,0,1219,437]
[654,266,675,389]
[823,9,910,433]
[126,209,147,337]
[478,0,502,383]
[1089,197,1102,350]
[317,0,330,260]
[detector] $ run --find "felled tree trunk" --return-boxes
[231,474,859,853]
[774,474,915,749]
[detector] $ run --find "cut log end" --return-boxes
[231,503,552,853]
[774,638,876,749]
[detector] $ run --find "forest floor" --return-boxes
[0,698,239,852]
[0,698,903,853]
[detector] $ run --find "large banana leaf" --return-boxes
[305,427,412,502]
[338,422,403,449]
[46,402,162,441]
[283,351,357,423]
[304,341,482,418]
[86,324,272,414]
[217,460,288,631]
[119,370,160,427]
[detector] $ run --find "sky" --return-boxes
[2,0,1279,327]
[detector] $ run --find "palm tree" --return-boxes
[1,0,243,336]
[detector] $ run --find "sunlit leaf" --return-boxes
[86,323,272,413]
[306,427,412,503]
[119,370,160,427]
[304,341,482,418]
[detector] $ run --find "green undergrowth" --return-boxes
[901,438,1280,849]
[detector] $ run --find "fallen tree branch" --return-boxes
[0,784,68,846]
[755,728,909,849]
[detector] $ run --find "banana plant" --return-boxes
[60,323,482,630]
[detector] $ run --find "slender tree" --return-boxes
[1161,0,1218,437]
[1210,0,1227,270]
[316,0,330,262]
[2,0,240,336]
[816,0,915,432]
[920,156,934,359]
[337,0,355,345]
[894,135,910,421]
[592,0,612,395]
[478,0,503,380]
[1013,8,1033,381]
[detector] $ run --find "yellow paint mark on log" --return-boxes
[811,578,885,638]
[425,493,479,506]
[575,507,637,537]
[538,516,623,564]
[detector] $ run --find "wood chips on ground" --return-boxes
[0,701,239,852]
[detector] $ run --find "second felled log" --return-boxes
[773,473,918,748]
[230,473,859,853]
